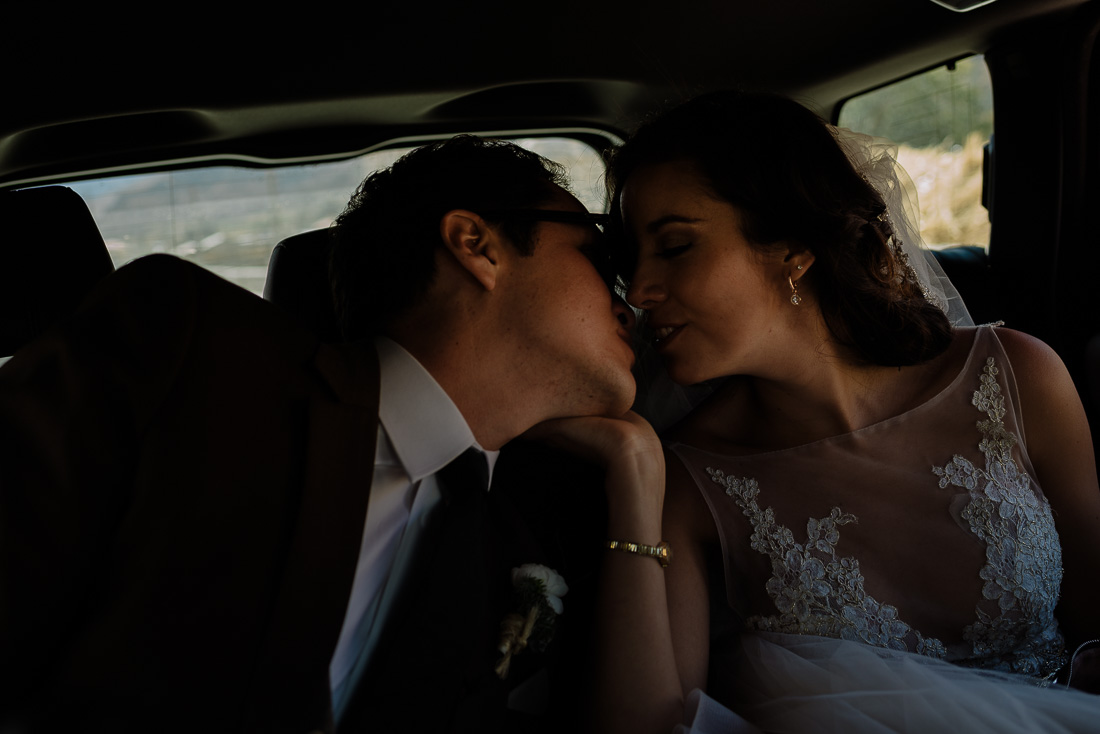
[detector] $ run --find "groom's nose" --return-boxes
[612,295,636,330]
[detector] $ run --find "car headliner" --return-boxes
[1,0,1087,188]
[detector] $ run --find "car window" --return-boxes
[63,135,611,296]
[838,55,993,249]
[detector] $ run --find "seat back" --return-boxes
[932,244,995,326]
[0,186,115,358]
[263,228,342,342]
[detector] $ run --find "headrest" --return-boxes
[931,244,987,268]
[930,244,994,325]
[263,228,342,342]
[0,186,115,357]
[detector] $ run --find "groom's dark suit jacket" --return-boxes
[0,255,604,733]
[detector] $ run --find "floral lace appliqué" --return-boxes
[932,357,1065,679]
[705,355,1066,677]
[707,469,947,659]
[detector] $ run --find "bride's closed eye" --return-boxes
[657,243,692,259]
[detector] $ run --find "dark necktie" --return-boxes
[337,447,492,731]
[437,446,490,507]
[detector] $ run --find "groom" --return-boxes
[0,137,635,732]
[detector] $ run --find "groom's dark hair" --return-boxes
[330,135,568,341]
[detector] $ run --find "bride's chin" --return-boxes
[665,361,708,387]
[664,357,735,387]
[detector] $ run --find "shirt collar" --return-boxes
[375,336,498,485]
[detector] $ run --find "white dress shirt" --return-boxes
[328,337,498,694]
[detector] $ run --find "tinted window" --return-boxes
[64,136,610,295]
[839,56,993,248]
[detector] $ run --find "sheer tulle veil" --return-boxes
[833,127,973,329]
[630,126,975,431]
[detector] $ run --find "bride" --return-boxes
[541,90,1100,733]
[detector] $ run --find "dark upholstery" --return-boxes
[1086,335,1100,415]
[932,244,988,284]
[931,244,995,326]
[263,229,342,342]
[0,186,115,357]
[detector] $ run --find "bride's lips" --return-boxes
[652,323,684,349]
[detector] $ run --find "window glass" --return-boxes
[65,135,609,296]
[838,55,993,248]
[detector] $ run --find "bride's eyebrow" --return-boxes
[646,214,703,234]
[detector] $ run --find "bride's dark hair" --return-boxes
[606,89,952,367]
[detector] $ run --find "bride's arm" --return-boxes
[526,413,713,734]
[996,328,1100,649]
[593,446,714,734]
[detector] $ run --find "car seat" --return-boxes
[263,228,342,342]
[0,186,115,359]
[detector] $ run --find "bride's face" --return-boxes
[621,159,792,385]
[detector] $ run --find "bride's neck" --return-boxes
[750,361,901,443]
[697,340,947,452]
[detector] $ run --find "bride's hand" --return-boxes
[524,410,660,468]
[524,411,665,537]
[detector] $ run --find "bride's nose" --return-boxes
[626,272,666,311]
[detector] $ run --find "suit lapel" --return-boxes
[241,342,379,732]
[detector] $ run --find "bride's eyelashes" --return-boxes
[658,243,692,259]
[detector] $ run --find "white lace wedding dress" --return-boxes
[668,326,1100,733]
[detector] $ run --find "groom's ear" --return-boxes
[439,210,502,292]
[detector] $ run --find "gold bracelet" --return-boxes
[605,539,672,568]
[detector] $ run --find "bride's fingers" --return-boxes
[523,413,662,468]
[522,416,623,463]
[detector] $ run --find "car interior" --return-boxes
[3,0,1099,449]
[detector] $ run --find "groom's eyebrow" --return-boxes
[646,214,703,234]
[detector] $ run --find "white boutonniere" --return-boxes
[495,564,568,679]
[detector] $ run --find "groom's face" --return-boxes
[496,188,637,419]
